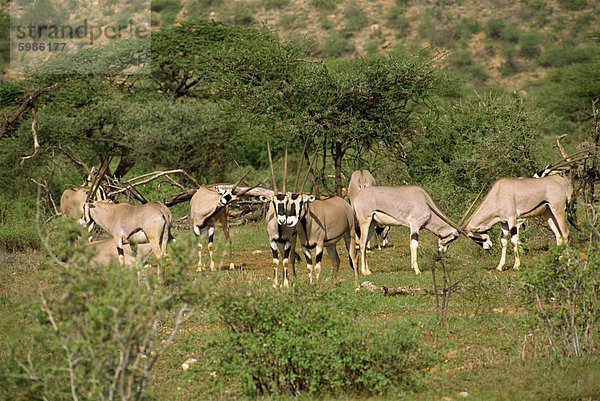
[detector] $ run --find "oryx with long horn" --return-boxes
[353,185,461,275]
[82,200,173,268]
[282,141,359,287]
[190,169,259,271]
[463,174,573,271]
[347,169,390,249]
[60,166,108,240]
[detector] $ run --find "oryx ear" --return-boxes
[306,195,316,202]
[259,195,271,203]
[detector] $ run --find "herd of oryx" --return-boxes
[59,142,574,288]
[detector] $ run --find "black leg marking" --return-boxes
[411,233,419,241]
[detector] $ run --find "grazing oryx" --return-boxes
[347,169,390,249]
[463,174,573,271]
[190,170,257,271]
[82,201,172,273]
[353,186,460,275]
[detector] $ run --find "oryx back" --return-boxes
[348,170,376,204]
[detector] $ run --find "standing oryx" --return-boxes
[260,142,299,288]
[190,169,257,271]
[463,174,573,271]
[347,169,390,249]
[82,200,173,275]
[353,186,460,276]
[278,143,359,287]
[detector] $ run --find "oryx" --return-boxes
[190,169,258,271]
[82,200,173,272]
[347,169,390,249]
[260,142,300,288]
[463,174,573,271]
[86,238,154,268]
[60,185,107,239]
[353,185,460,275]
[286,194,359,287]
[281,144,359,287]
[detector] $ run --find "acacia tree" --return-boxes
[276,51,451,195]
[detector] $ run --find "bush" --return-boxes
[520,236,600,357]
[320,32,356,58]
[386,4,410,35]
[343,2,369,34]
[557,0,587,11]
[4,235,208,400]
[519,30,541,58]
[537,46,597,68]
[485,18,505,39]
[200,286,435,397]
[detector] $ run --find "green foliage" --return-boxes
[537,45,599,68]
[519,30,541,58]
[484,18,505,39]
[201,285,434,396]
[385,4,410,35]
[520,236,600,356]
[151,0,180,26]
[343,2,369,34]
[0,195,40,252]
[310,0,341,12]
[407,93,544,213]
[557,0,587,11]
[320,31,356,58]
[5,232,209,400]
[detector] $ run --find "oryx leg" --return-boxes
[546,207,569,245]
[282,244,293,288]
[270,241,281,287]
[194,225,204,271]
[325,245,340,284]
[302,247,314,284]
[510,225,520,270]
[358,219,376,276]
[496,223,510,271]
[206,226,216,271]
[344,232,359,288]
[220,211,235,270]
[409,225,421,275]
[314,244,325,284]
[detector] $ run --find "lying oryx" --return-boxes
[353,185,460,275]
[85,238,154,268]
[190,170,257,271]
[82,201,172,270]
[347,169,390,249]
[463,174,573,271]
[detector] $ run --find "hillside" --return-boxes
[162,0,599,90]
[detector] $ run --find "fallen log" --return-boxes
[360,281,436,296]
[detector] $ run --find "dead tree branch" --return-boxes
[0,83,58,140]
[20,107,40,164]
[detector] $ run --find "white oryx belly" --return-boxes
[372,210,406,227]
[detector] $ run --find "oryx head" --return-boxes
[262,141,292,226]
[467,231,493,249]
[285,193,316,227]
[216,186,236,207]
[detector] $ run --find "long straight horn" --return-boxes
[282,144,288,193]
[294,138,309,192]
[86,156,111,203]
[231,168,252,193]
[300,138,322,192]
[267,141,278,194]
[237,176,270,197]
